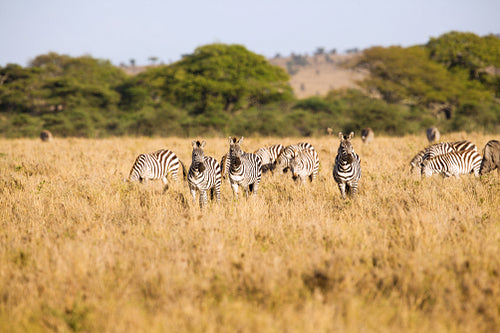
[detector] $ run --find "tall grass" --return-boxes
[0,134,499,332]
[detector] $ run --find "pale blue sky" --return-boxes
[0,0,498,67]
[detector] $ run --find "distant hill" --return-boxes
[119,53,368,99]
[268,53,368,98]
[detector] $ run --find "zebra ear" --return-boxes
[228,136,233,144]
[348,132,354,140]
[192,140,197,148]
[201,140,206,148]
[237,136,244,144]
[338,132,343,140]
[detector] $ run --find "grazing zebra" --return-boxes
[361,128,374,144]
[479,140,500,177]
[128,149,186,191]
[40,130,53,142]
[276,142,314,173]
[220,152,230,182]
[410,140,477,172]
[228,136,262,199]
[333,132,361,199]
[426,127,440,143]
[290,148,320,184]
[421,149,482,178]
[254,144,284,173]
[187,140,221,208]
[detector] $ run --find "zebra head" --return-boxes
[191,140,206,172]
[338,132,355,163]
[290,149,302,179]
[420,159,433,177]
[228,136,244,168]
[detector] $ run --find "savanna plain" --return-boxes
[1,133,499,333]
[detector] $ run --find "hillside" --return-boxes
[268,53,368,98]
[120,53,368,99]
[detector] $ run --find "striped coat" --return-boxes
[290,148,320,184]
[333,132,361,199]
[421,149,482,178]
[188,140,221,208]
[410,140,477,172]
[254,144,284,173]
[228,136,262,199]
[128,149,185,190]
[276,142,314,173]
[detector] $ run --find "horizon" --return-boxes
[1,0,499,67]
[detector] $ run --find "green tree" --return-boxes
[137,43,293,115]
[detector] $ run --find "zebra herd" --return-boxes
[127,133,362,207]
[127,134,499,208]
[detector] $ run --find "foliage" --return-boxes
[146,44,293,115]
[0,34,499,138]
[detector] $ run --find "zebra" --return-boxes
[276,142,314,173]
[479,140,500,177]
[254,144,285,173]
[410,140,477,173]
[187,140,222,208]
[361,128,374,144]
[426,127,440,143]
[128,149,186,191]
[421,149,482,178]
[289,148,320,184]
[220,152,230,182]
[333,132,361,199]
[228,136,262,199]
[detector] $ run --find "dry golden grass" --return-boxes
[1,134,499,332]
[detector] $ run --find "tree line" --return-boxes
[0,31,499,138]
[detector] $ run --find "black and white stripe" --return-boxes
[333,132,361,199]
[276,142,314,173]
[410,140,477,172]
[187,140,221,208]
[290,148,320,184]
[228,136,262,199]
[421,149,482,178]
[128,149,185,190]
[254,144,285,173]
[220,152,230,182]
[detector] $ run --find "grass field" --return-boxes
[1,133,499,332]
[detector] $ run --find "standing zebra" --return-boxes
[333,132,361,199]
[410,140,477,173]
[290,148,320,184]
[254,144,285,173]
[228,136,262,199]
[421,149,482,178]
[187,140,222,208]
[128,149,186,191]
[276,142,314,173]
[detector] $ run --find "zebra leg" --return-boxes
[337,183,346,199]
[162,176,169,192]
[189,185,197,203]
[231,182,239,200]
[214,184,221,203]
[252,181,259,196]
[349,182,358,197]
[199,190,208,208]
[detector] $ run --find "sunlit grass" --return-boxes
[0,134,499,332]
